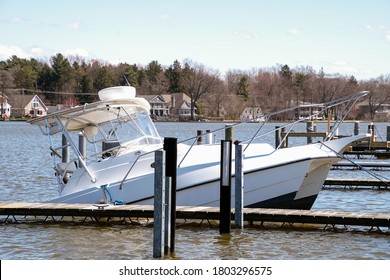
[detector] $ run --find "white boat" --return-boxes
[29,86,369,209]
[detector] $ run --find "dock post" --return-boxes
[306,121,315,144]
[197,130,203,145]
[225,124,234,141]
[164,176,172,255]
[368,123,376,144]
[275,126,281,148]
[62,134,69,163]
[220,140,232,234]
[163,137,177,253]
[153,150,166,258]
[234,141,244,229]
[205,129,213,144]
[387,126,390,141]
[354,121,360,136]
[281,127,287,147]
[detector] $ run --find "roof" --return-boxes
[18,94,48,110]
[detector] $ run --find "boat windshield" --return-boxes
[100,110,162,146]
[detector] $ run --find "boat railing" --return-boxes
[176,91,368,166]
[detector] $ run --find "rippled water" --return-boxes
[1,121,390,260]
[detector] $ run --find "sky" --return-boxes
[0,0,389,80]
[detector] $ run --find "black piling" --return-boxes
[163,137,177,253]
[220,140,232,234]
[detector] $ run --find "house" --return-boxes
[0,92,12,119]
[11,95,48,118]
[240,107,264,122]
[357,100,390,121]
[139,92,194,118]
[163,93,193,116]
[141,95,170,117]
[296,103,325,120]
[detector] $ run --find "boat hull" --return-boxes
[47,135,368,210]
[48,155,327,210]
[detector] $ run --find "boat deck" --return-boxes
[1,202,389,230]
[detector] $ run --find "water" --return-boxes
[0,121,390,260]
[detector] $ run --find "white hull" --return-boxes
[48,136,364,209]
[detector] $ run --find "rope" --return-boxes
[101,184,113,202]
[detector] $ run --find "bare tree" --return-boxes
[182,60,220,120]
[359,77,390,120]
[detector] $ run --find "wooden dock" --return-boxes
[1,202,389,230]
[332,161,390,170]
[324,178,390,189]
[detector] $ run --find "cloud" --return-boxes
[67,22,81,30]
[365,24,390,42]
[60,48,90,57]
[0,16,27,24]
[30,47,43,55]
[288,28,303,35]
[326,60,363,76]
[233,30,255,39]
[386,32,390,42]
[365,24,373,30]
[160,14,170,21]
[0,45,30,60]
[0,45,91,61]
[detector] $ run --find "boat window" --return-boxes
[100,109,161,146]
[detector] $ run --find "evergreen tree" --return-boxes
[166,60,184,93]
[237,75,251,102]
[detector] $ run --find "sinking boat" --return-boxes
[29,86,369,209]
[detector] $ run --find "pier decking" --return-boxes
[324,178,390,189]
[1,202,389,230]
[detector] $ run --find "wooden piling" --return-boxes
[225,124,234,142]
[62,134,69,163]
[306,121,315,144]
[234,142,244,229]
[197,130,203,145]
[153,150,165,258]
[354,121,360,136]
[275,126,281,148]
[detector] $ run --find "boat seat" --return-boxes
[102,140,120,158]
[55,161,78,176]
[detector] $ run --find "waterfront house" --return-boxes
[240,107,264,122]
[0,92,12,119]
[139,92,194,118]
[11,95,48,118]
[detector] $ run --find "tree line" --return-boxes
[1,54,389,120]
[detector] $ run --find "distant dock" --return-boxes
[1,202,389,231]
[324,178,390,189]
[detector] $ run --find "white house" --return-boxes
[0,92,12,119]
[241,107,264,122]
[12,95,48,118]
